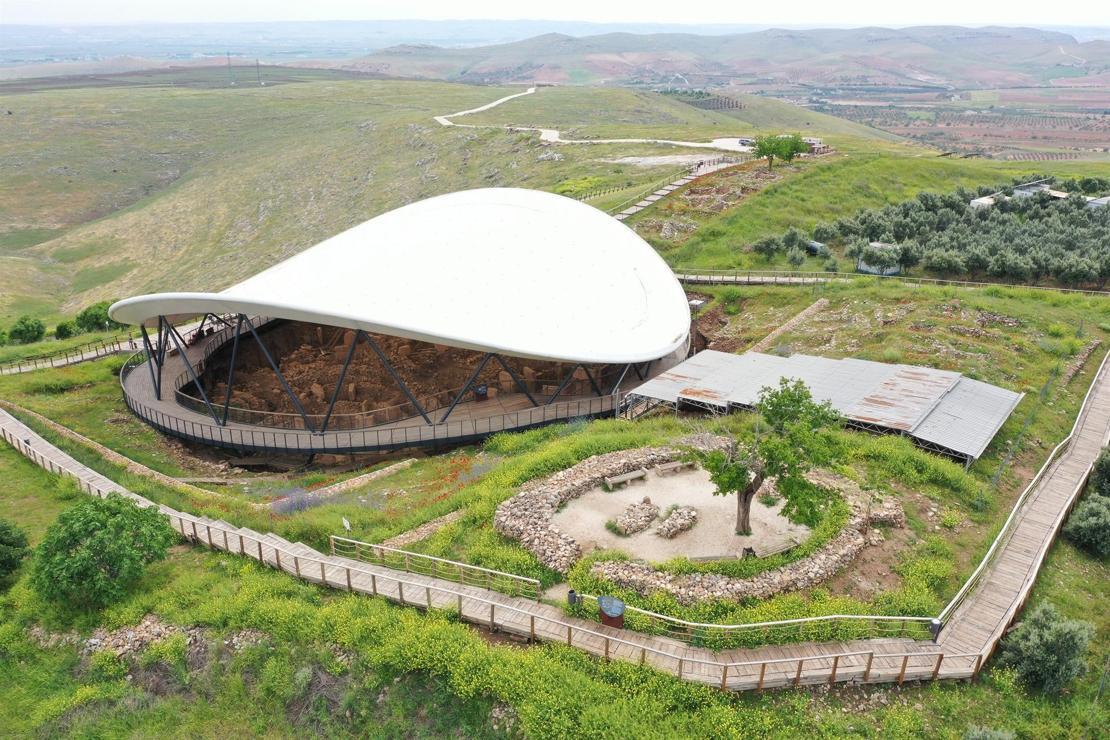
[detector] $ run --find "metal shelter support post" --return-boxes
[220,315,244,426]
[440,352,493,423]
[492,354,538,406]
[244,318,317,432]
[580,365,603,397]
[164,315,222,424]
[546,364,580,405]
[361,332,432,425]
[139,323,162,401]
[320,327,362,433]
[610,363,632,395]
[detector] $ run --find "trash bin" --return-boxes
[474,383,489,402]
[598,595,625,629]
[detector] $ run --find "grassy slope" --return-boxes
[0,445,1106,738]
[0,74,687,323]
[459,86,897,145]
[657,152,1110,268]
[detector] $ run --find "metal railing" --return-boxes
[0,335,140,374]
[0,412,984,689]
[574,595,933,650]
[938,348,1110,626]
[672,268,1110,296]
[330,535,541,601]
[120,357,617,454]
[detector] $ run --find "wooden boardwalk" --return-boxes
[5,349,1107,690]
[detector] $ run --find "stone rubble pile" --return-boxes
[593,469,906,604]
[655,506,698,538]
[615,497,660,535]
[493,434,731,573]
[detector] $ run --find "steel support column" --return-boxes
[440,353,493,423]
[609,363,632,395]
[244,318,316,432]
[139,323,162,401]
[320,327,362,433]
[492,354,538,407]
[580,365,603,397]
[361,332,433,425]
[546,364,580,405]
[165,316,222,425]
[220,315,244,426]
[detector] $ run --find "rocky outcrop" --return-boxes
[593,470,905,604]
[493,434,731,573]
[615,498,659,535]
[655,506,698,538]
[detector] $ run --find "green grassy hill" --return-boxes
[459,86,899,145]
[0,73,688,322]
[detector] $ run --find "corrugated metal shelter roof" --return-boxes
[626,350,1022,461]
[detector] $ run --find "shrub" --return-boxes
[75,300,123,333]
[0,328,8,346]
[997,602,1093,693]
[1090,449,1110,497]
[53,320,78,340]
[8,315,45,344]
[31,494,176,610]
[0,519,30,581]
[1063,496,1110,557]
[823,258,839,273]
[86,649,128,682]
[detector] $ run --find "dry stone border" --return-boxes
[593,470,905,604]
[615,497,660,534]
[655,506,698,538]
[493,434,731,573]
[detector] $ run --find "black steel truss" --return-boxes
[163,314,627,434]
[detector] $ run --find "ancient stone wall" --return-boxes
[493,434,731,573]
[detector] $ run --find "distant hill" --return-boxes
[327,26,1110,88]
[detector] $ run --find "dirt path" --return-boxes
[435,85,753,153]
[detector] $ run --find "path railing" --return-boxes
[0,408,986,689]
[573,593,933,648]
[938,348,1110,627]
[0,334,140,374]
[330,535,541,601]
[672,268,1110,296]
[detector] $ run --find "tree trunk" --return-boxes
[766,155,774,172]
[735,472,765,535]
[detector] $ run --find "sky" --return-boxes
[2,0,1106,28]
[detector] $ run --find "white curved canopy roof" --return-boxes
[110,188,690,364]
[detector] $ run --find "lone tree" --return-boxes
[690,378,839,535]
[75,300,124,334]
[32,494,176,610]
[753,133,807,172]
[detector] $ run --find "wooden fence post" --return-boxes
[829,655,840,685]
[489,604,495,631]
[757,662,767,691]
[275,549,281,570]
[371,574,378,595]
[720,664,728,690]
[398,581,405,605]
[346,567,352,592]
[863,653,874,682]
[320,561,326,585]
[931,654,944,680]
[794,659,804,687]
[897,655,910,685]
[530,615,536,643]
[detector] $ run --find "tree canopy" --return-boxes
[794,178,1110,287]
[32,494,176,610]
[753,133,808,171]
[689,378,839,534]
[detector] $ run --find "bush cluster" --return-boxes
[31,494,177,610]
[998,602,1093,694]
[762,177,1109,287]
